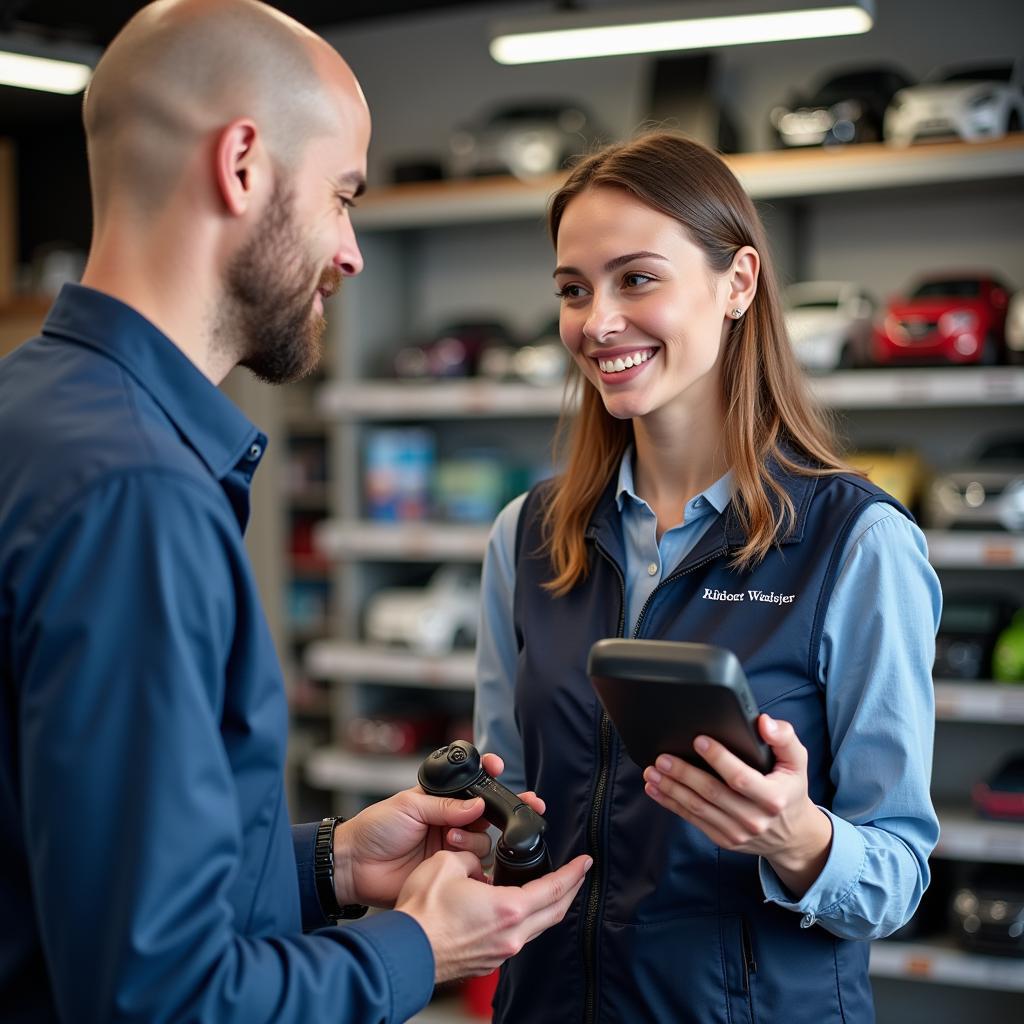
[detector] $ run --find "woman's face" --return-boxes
[554,186,736,424]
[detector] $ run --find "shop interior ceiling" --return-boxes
[0,0,542,129]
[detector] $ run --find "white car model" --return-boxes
[1006,290,1024,364]
[884,61,1024,146]
[365,566,481,656]
[783,281,876,371]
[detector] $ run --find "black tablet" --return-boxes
[587,639,774,774]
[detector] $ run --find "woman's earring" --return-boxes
[730,308,744,319]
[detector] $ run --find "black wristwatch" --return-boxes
[314,816,368,922]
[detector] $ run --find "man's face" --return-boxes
[225,174,337,385]
[226,76,369,385]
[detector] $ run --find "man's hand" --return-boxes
[396,849,592,983]
[642,714,833,898]
[333,752,547,908]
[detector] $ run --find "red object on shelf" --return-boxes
[461,968,499,1019]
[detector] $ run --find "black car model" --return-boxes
[771,66,913,147]
[934,593,1020,680]
[951,863,1024,957]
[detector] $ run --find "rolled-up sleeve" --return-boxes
[13,470,434,1023]
[759,502,942,939]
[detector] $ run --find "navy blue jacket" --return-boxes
[495,466,907,1024]
[0,286,434,1023]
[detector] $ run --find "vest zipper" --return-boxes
[582,541,626,1024]
[581,540,729,1024]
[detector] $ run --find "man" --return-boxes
[0,2,590,1021]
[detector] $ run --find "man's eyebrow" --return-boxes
[334,172,366,197]
[552,251,669,277]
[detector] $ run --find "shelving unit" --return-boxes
[869,939,1024,992]
[292,133,1024,1020]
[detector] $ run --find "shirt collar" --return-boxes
[614,445,734,515]
[42,283,262,480]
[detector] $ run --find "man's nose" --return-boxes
[335,220,364,277]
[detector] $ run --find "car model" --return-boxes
[933,592,1020,680]
[769,66,912,147]
[448,101,604,179]
[973,754,1024,821]
[951,864,1024,956]
[885,60,1024,146]
[845,449,929,513]
[1006,290,1024,364]
[478,318,569,386]
[365,566,481,656]
[924,436,1024,533]
[393,319,516,379]
[783,280,876,370]
[873,273,1013,366]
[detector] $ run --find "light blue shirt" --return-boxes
[475,449,942,941]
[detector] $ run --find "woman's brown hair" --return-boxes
[542,131,857,596]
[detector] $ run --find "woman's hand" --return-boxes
[332,752,547,909]
[642,714,833,898]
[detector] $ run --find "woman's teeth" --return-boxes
[598,349,653,374]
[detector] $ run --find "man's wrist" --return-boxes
[314,817,367,922]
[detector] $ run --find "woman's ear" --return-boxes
[726,245,760,316]
[213,118,264,216]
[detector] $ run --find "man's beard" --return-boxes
[222,179,341,385]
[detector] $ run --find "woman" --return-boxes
[474,132,940,1024]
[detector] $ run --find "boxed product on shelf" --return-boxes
[364,426,436,521]
[286,579,331,634]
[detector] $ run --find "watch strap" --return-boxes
[313,816,368,922]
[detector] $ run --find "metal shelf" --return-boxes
[317,369,1024,421]
[933,808,1024,865]
[351,137,1024,230]
[925,532,1024,570]
[305,748,419,795]
[808,368,1024,409]
[869,938,1024,992]
[305,642,475,690]
[314,520,490,561]
[318,379,566,420]
[934,682,1024,724]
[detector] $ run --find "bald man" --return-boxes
[0,2,590,1022]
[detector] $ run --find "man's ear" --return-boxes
[214,118,264,216]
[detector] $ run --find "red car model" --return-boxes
[873,273,1013,365]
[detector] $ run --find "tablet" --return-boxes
[587,638,774,774]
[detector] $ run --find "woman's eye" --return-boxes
[337,194,357,211]
[555,283,586,300]
[623,272,653,288]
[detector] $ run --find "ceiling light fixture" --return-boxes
[0,30,99,94]
[490,0,874,65]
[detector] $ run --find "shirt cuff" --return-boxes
[293,821,331,932]
[339,911,436,1024]
[758,808,866,929]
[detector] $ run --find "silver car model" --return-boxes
[925,438,1024,533]
[885,61,1024,146]
[448,102,603,180]
[783,281,876,371]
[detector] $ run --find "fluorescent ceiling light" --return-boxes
[491,0,874,65]
[0,31,99,94]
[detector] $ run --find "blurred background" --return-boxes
[2,1,1023,1019]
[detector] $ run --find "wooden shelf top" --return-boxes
[352,136,1024,230]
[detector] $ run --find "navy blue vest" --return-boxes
[495,465,907,1024]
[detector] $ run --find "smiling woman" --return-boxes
[474,130,942,1024]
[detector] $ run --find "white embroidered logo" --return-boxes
[702,588,795,605]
